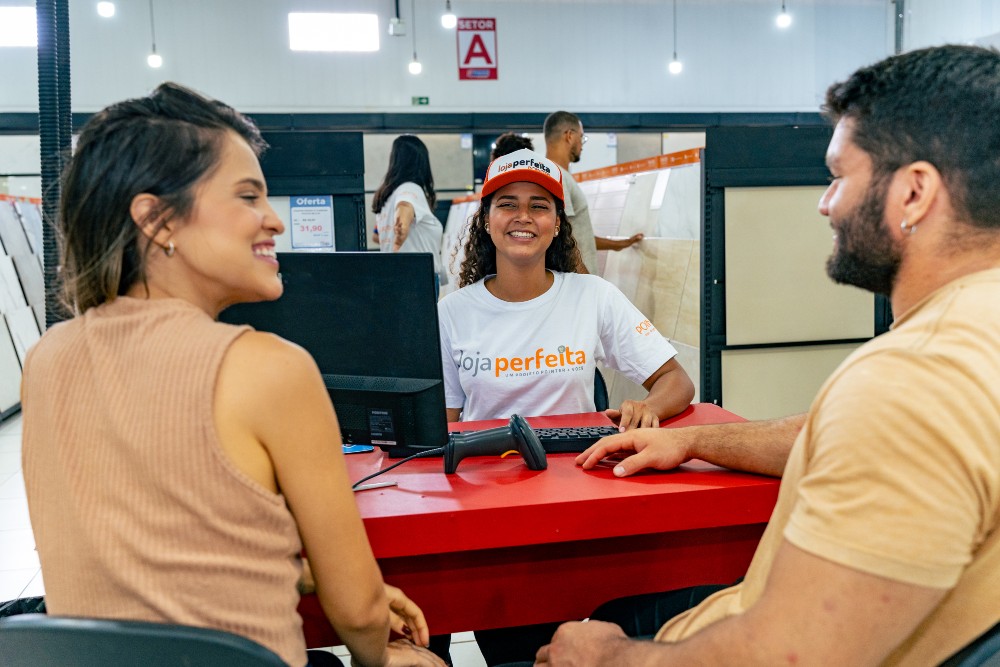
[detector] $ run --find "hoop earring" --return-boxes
[164,240,175,257]
[484,222,490,233]
[554,227,560,236]
[900,219,917,235]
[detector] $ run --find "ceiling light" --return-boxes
[97,2,115,18]
[289,13,380,51]
[146,0,162,68]
[776,1,792,28]
[441,0,457,29]
[668,0,682,76]
[0,7,37,47]
[408,0,422,74]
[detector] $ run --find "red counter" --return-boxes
[299,403,779,646]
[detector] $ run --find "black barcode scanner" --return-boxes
[444,414,548,474]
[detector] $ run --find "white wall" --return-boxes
[1,0,891,114]
[903,0,1000,49]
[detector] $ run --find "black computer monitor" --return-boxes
[220,252,447,457]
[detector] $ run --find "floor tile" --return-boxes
[0,527,37,570]
[0,449,21,475]
[0,567,37,602]
[0,470,25,499]
[451,637,486,667]
[0,497,30,531]
[20,568,44,598]
[0,434,22,452]
[0,414,22,435]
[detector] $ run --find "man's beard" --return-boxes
[825,180,902,295]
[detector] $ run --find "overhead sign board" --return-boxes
[457,17,498,80]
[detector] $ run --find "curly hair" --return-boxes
[824,44,1000,230]
[457,192,579,287]
[491,132,534,161]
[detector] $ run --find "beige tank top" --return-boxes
[22,296,307,666]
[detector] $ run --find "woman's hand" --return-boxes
[384,584,431,648]
[393,202,415,251]
[605,399,660,431]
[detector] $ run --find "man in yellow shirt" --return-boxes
[540,44,1000,667]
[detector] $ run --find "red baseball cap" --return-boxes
[481,149,564,202]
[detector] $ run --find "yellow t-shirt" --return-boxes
[656,268,1000,665]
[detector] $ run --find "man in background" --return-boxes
[539,44,1000,666]
[544,111,643,274]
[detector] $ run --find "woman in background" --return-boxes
[20,83,444,667]
[373,135,446,292]
[490,131,534,160]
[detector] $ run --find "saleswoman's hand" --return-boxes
[605,399,660,431]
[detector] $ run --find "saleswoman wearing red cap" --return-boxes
[437,148,694,433]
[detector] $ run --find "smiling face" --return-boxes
[149,130,285,315]
[819,119,902,295]
[487,181,559,272]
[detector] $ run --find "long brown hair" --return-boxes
[372,135,436,213]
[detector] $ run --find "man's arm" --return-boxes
[595,233,643,251]
[576,413,805,478]
[536,540,946,667]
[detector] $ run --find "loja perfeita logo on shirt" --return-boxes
[635,319,658,336]
[457,345,588,378]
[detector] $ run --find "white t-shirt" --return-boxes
[376,182,446,283]
[559,166,598,275]
[438,271,677,421]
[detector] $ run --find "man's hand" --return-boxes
[382,639,449,667]
[384,583,431,647]
[392,202,415,251]
[576,427,693,477]
[351,639,448,667]
[535,621,631,666]
[605,399,659,431]
[596,233,644,252]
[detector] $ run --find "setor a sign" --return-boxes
[457,17,498,80]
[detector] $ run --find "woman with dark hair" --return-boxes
[372,135,445,288]
[490,131,534,160]
[439,149,694,432]
[20,83,444,667]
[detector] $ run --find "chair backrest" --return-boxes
[0,614,287,667]
[940,620,1000,667]
[594,367,610,412]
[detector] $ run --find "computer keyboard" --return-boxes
[533,425,621,453]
